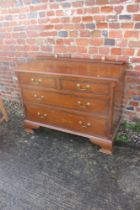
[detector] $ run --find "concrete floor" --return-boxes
[0,113,140,210]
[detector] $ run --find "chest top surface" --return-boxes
[16,57,127,81]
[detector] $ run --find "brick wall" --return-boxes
[0,0,140,120]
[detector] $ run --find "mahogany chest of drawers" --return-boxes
[16,57,127,155]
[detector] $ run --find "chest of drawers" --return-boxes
[16,57,127,155]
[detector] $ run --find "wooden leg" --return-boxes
[89,137,113,155]
[24,121,40,134]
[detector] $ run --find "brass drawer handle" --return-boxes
[76,83,91,91]
[77,101,91,107]
[37,112,47,118]
[78,121,91,128]
[33,94,45,100]
[31,78,43,85]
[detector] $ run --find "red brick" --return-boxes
[26,39,36,45]
[56,39,64,45]
[49,3,59,9]
[135,23,140,29]
[76,39,89,46]
[121,23,134,28]
[123,49,134,56]
[54,46,67,53]
[96,0,109,4]
[130,101,139,106]
[50,18,60,24]
[127,4,139,12]
[109,31,123,38]
[23,0,32,4]
[67,46,77,53]
[96,22,108,29]
[88,47,98,54]
[124,31,139,38]
[72,1,83,7]
[40,31,57,36]
[65,24,75,30]
[135,65,140,71]
[80,31,91,37]
[99,47,110,54]
[137,50,140,56]
[77,47,87,53]
[56,10,64,16]
[109,23,120,29]
[64,39,74,45]
[69,31,78,37]
[16,39,26,45]
[27,31,38,38]
[94,15,106,22]
[129,41,140,48]
[30,4,47,11]
[47,11,55,16]
[82,16,93,22]
[54,24,63,30]
[101,6,113,13]
[114,5,124,14]
[76,9,84,15]
[41,46,52,52]
[133,14,140,21]
[130,57,140,63]
[8,8,20,14]
[85,0,96,6]
[45,25,54,30]
[85,8,99,14]
[118,56,129,63]
[4,39,16,45]
[74,24,84,30]
[72,17,81,23]
[90,38,103,46]
[111,48,122,55]
[92,30,102,37]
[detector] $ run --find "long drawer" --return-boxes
[18,73,57,89]
[22,89,109,115]
[25,104,108,137]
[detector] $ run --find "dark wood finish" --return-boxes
[16,57,127,155]
[18,73,57,89]
[22,88,109,115]
[60,79,109,95]
[25,103,108,137]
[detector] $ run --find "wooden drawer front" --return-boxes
[22,89,109,115]
[18,73,56,89]
[60,79,109,95]
[26,104,108,137]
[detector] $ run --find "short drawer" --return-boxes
[18,73,56,89]
[25,104,108,137]
[60,79,109,95]
[22,89,109,115]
